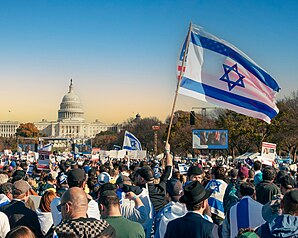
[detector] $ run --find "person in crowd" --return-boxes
[0,211,10,238]
[280,175,295,195]
[115,175,148,226]
[222,182,265,238]
[5,226,36,238]
[205,166,228,224]
[99,190,145,238]
[256,189,298,238]
[40,171,57,196]
[55,172,68,197]
[50,187,115,237]
[186,165,204,184]
[154,178,187,238]
[135,143,173,213]
[0,180,43,237]
[134,143,173,237]
[237,228,259,238]
[256,166,280,205]
[98,166,111,185]
[164,181,219,238]
[248,169,255,183]
[36,190,56,235]
[223,168,238,214]
[253,161,262,186]
[87,168,100,200]
[50,168,100,226]
[223,166,249,214]
[275,170,288,186]
[0,174,9,185]
[0,183,13,207]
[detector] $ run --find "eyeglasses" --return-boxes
[56,202,68,212]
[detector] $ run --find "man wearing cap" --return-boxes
[222,182,265,238]
[164,181,219,238]
[257,189,298,238]
[0,179,43,237]
[50,168,101,226]
[155,178,187,238]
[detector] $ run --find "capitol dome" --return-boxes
[58,79,85,122]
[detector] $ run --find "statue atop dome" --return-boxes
[69,79,73,93]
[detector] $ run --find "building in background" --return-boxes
[0,121,20,137]
[0,80,121,141]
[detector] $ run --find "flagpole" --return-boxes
[166,23,192,144]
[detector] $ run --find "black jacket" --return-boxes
[256,180,280,205]
[164,212,219,238]
[1,199,43,237]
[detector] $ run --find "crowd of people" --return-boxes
[0,143,297,238]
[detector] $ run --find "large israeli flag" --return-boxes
[122,131,142,150]
[177,24,280,123]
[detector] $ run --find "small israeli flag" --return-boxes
[122,131,142,150]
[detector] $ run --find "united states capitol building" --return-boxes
[0,80,120,140]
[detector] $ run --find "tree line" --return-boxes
[1,92,297,161]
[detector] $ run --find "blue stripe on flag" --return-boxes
[180,77,278,119]
[190,32,280,92]
[208,197,224,213]
[0,200,10,207]
[123,146,134,150]
[237,198,249,229]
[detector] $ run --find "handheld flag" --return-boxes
[40,143,52,152]
[123,131,142,150]
[177,24,280,123]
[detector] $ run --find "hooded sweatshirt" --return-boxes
[36,208,53,235]
[257,215,298,238]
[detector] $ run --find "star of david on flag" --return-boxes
[206,180,222,194]
[177,24,281,123]
[219,63,245,91]
[122,131,142,151]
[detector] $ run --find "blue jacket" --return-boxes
[257,215,298,238]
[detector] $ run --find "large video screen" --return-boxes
[192,129,228,149]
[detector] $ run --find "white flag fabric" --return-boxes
[40,143,52,152]
[122,131,142,150]
[177,24,280,123]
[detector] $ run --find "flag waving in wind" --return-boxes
[123,131,142,150]
[177,24,280,123]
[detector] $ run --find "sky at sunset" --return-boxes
[0,0,297,124]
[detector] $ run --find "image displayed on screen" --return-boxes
[76,144,92,154]
[193,129,228,149]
